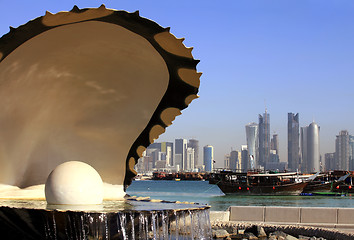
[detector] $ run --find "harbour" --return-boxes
[126,180,354,211]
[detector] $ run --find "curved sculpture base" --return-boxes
[0,199,211,239]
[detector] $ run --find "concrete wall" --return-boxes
[228,206,354,231]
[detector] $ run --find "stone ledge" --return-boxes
[228,206,354,231]
[210,211,230,222]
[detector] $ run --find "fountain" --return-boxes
[0,5,211,239]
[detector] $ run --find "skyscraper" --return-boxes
[230,150,240,170]
[335,130,350,171]
[245,122,258,169]
[288,113,300,171]
[161,142,173,166]
[271,134,279,154]
[350,136,354,171]
[203,145,214,172]
[188,139,199,168]
[258,110,270,169]
[324,153,335,171]
[301,122,320,173]
[175,139,187,170]
[241,145,249,171]
[186,147,195,170]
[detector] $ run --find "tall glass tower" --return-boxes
[203,145,214,172]
[245,122,258,169]
[288,113,300,171]
[301,122,320,173]
[258,110,270,169]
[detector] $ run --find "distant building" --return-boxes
[335,130,350,171]
[155,160,166,169]
[265,162,287,172]
[186,147,195,171]
[175,139,187,170]
[271,134,279,153]
[174,154,182,170]
[301,122,320,173]
[146,144,161,169]
[188,139,199,168]
[224,154,230,169]
[161,142,173,166]
[350,136,354,171]
[148,142,161,151]
[203,145,214,172]
[230,150,241,170]
[269,149,279,163]
[324,153,336,171]
[245,122,258,169]
[271,134,280,163]
[241,145,249,171]
[288,113,300,171]
[136,153,153,172]
[258,110,270,169]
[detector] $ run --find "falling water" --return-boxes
[41,208,212,239]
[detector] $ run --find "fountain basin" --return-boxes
[0,198,211,239]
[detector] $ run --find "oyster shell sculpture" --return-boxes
[0,5,200,195]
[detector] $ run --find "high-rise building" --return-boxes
[175,139,187,170]
[300,126,308,172]
[245,122,258,169]
[161,142,173,166]
[188,139,199,168]
[241,145,249,171]
[301,122,320,173]
[350,136,354,171]
[230,150,240,170]
[258,110,270,168]
[270,134,279,163]
[224,154,230,169]
[186,147,195,171]
[203,145,214,172]
[174,154,182,170]
[324,153,336,171]
[288,113,300,171]
[271,134,279,153]
[146,143,161,168]
[269,149,279,163]
[335,130,350,171]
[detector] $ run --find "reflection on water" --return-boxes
[127,180,354,211]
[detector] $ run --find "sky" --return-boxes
[1,1,354,168]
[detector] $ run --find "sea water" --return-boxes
[126,180,354,211]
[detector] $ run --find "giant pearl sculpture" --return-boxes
[45,161,104,205]
[0,5,201,199]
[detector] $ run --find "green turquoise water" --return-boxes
[126,180,354,211]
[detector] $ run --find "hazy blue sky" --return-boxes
[1,1,354,167]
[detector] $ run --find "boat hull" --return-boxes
[302,182,333,193]
[217,182,308,196]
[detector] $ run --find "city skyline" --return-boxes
[1,1,354,168]
[148,112,354,172]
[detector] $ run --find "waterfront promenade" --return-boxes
[211,206,354,233]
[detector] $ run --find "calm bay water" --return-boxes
[126,180,354,211]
